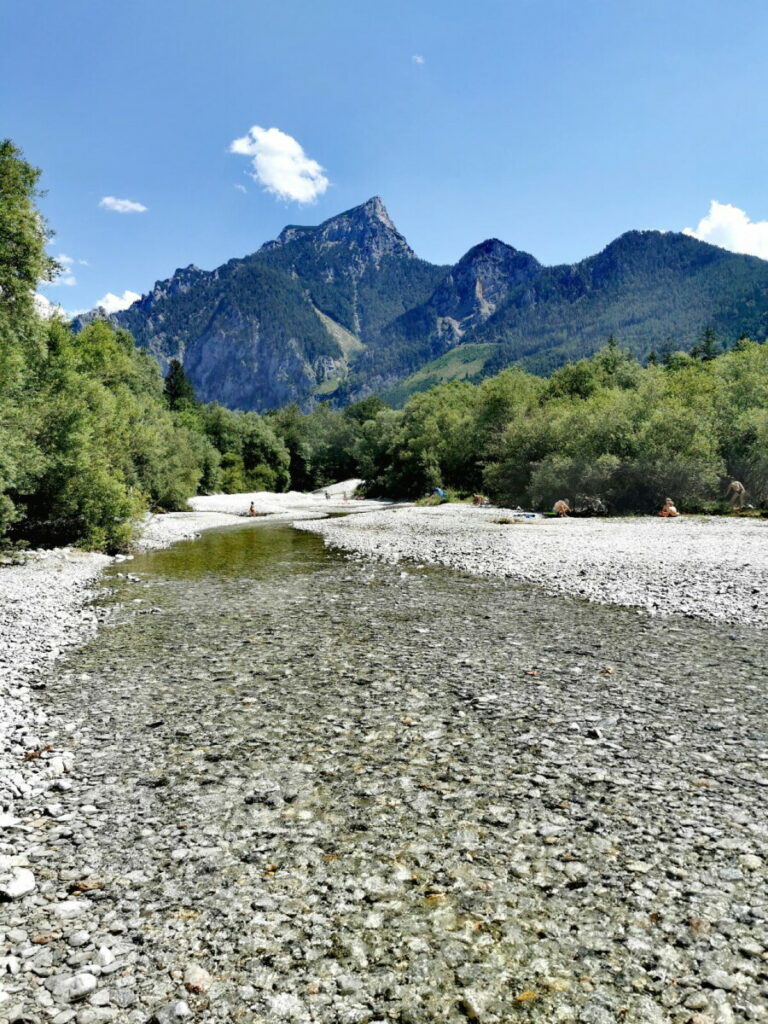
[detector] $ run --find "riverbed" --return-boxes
[1,521,766,1024]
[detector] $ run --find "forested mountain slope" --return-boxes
[97,200,768,411]
[110,198,447,410]
[469,230,768,376]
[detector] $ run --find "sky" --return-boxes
[3,0,768,315]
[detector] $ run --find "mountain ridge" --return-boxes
[92,198,768,411]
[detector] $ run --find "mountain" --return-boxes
[110,197,446,410]
[99,199,768,411]
[347,238,544,395]
[468,229,768,376]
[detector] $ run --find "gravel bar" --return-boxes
[2,508,767,1023]
[1,526,766,1024]
[297,506,768,628]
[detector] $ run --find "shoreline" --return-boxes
[0,484,385,841]
[297,504,768,629]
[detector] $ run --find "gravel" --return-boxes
[297,505,768,628]
[3,527,765,1024]
[2,505,767,1023]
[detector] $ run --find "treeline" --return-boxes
[279,338,768,512]
[3,140,767,554]
[0,141,290,551]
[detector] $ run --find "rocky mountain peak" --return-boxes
[428,238,542,334]
[261,197,414,268]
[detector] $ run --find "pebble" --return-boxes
[148,1000,192,1023]
[182,963,211,993]
[0,867,36,900]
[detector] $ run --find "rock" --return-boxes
[739,854,763,871]
[705,971,740,992]
[685,992,711,1010]
[95,946,114,966]
[46,972,98,1002]
[148,1000,192,1023]
[51,900,90,919]
[183,963,211,993]
[52,1010,78,1024]
[0,867,36,900]
[458,989,491,1020]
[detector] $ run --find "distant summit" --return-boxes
[103,199,768,411]
[261,197,414,269]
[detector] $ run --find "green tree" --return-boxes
[0,141,58,536]
[164,358,198,411]
[0,140,58,322]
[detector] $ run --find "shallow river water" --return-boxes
[35,523,768,1023]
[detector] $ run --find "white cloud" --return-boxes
[95,289,141,314]
[99,196,148,214]
[50,253,78,287]
[234,183,247,193]
[229,125,329,203]
[412,54,425,65]
[683,200,768,260]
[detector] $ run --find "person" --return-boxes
[553,499,571,517]
[726,479,747,510]
[247,501,257,517]
[324,491,330,501]
[659,497,680,517]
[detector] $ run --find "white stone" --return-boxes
[739,853,763,871]
[51,900,90,919]
[65,972,98,1001]
[183,963,212,993]
[0,867,36,900]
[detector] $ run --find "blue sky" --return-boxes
[3,0,768,314]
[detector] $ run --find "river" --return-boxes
[31,521,768,1023]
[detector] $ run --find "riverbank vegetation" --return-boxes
[0,141,289,551]
[280,336,768,512]
[2,140,767,551]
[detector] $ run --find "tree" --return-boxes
[164,358,198,411]
[690,327,720,361]
[0,140,58,319]
[0,141,58,537]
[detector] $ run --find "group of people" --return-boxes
[552,480,748,518]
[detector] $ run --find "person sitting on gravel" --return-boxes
[726,479,747,510]
[247,501,258,517]
[659,497,680,518]
[553,499,571,517]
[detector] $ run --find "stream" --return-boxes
[25,522,768,1023]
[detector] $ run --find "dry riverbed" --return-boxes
[1,503,767,1024]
